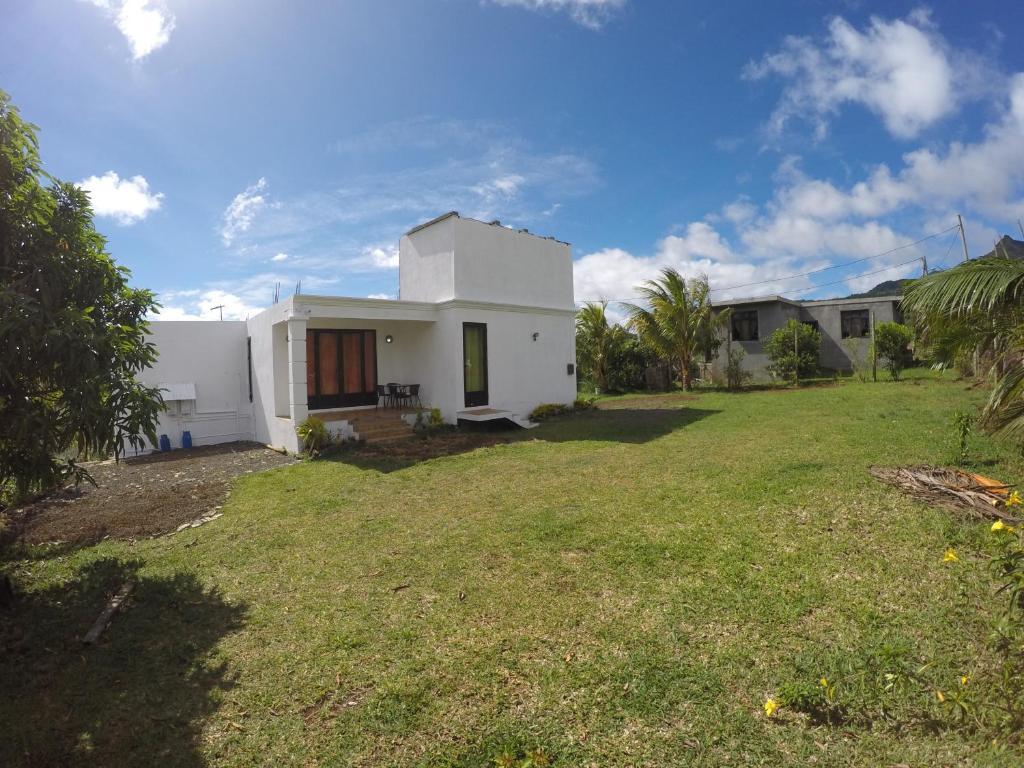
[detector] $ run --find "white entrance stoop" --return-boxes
[456,407,538,429]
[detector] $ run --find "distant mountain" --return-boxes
[842,235,1024,299]
[844,279,912,299]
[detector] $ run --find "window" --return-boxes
[731,309,759,341]
[841,309,870,339]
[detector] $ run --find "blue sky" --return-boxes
[4,0,1024,319]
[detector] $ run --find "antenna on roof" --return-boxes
[295,280,301,296]
[273,282,280,304]
[210,304,225,321]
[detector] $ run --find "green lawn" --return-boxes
[4,372,1024,766]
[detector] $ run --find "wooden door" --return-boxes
[306,330,377,409]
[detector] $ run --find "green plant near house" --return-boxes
[874,322,915,381]
[296,416,331,456]
[413,406,446,433]
[573,396,597,411]
[529,403,568,421]
[724,346,751,390]
[843,336,876,382]
[764,319,821,384]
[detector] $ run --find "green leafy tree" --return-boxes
[623,269,727,391]
[904,256,1024,443]
[764,319,821,384]
[0,90,163,501]
[575,301,622,393]
[874,321,914,381]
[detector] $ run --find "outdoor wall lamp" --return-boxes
[532,332,540,341]
[385,334,394,344]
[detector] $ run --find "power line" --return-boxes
[575,223,960,305]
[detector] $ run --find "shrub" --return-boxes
[874,322,914,381]
[843,337,875,382]
[950,410,973,466]
[529,403,568,421]
[413,406,446,433]
[573,396,597,411]
[764,319,821,384]
[724,346,751,390]
[296,416,331,456]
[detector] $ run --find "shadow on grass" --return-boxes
[324,406,720,474]
[0,557,246,767]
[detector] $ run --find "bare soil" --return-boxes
[3,442,296,546]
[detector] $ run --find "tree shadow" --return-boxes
[323,406,720,474]
[0,557,246,767]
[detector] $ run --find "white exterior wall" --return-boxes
[246,302,300,453]
[430,304,577,422]
[139,321,252,452]
[399,214,456,303]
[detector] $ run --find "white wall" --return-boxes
[431,305,577,422]
[453,217,573,310]
[140,321,253,451]
[399,213,574,311]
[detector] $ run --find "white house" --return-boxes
[140,212,578,454]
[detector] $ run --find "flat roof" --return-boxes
[713,294,902,308]
[403,210,570,245]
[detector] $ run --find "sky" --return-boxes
[3,0,1024,320]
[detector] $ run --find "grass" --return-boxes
[3,370,1024,766]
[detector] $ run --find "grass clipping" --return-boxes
[870,465,1021,522]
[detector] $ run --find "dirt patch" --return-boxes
[3,442,296,546]
[596,393,698,410]
[343,431,512,464]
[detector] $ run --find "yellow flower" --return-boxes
[943,548,958,562]
[936,690,946,703]
[764,698,779,717]
[819,677,828,688]
[992,520,1009,533]
[1006,490,1022,507]
[960,675,970,686]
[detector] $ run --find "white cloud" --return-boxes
[366,293,393,300]
[221,178,268,246]
[155,273,342,321]
[270,252,289,262]
[746,10,968,139]
[87,0,175,60]
[489,0,627,30]
[364,245,400,269]
[78,171,163,225]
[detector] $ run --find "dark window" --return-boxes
[841,309,870,339]
[732,309,759,341]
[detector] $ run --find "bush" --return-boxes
[950,410,973,466]
[764,319,821,384]
[529,403,569,421]
[606,335,658,392]
[573,396,597,411]
[413,406,445,433]
[296,416,331,456]
[724,346,751,390]
[874,322,914,381]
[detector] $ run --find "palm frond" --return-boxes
[903,257,1024,317]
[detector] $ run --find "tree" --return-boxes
[764,319,820,384]
[575,301,621,393]
[0,90,163,502]
[623,269,727,391]
[903,256,1024,443]
[874,321,914,381]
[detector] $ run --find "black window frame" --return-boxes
[840,309,871,339]
[731,309,759,342]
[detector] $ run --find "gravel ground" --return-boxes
[3,442,296,546]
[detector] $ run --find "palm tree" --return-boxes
[623,268,728,391]
[903,256,1024,441]
[576,301,621,393]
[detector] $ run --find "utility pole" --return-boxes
[870,309,877,383]
[210,304,225,321]
[1018,218,1024,240]
[920,255,928,276]
[957,214,970,262]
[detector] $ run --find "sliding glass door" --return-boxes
[305,329,377,409]
[463,322,488,407]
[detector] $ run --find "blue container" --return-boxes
[181,430,193,449]
[159,434,171,452]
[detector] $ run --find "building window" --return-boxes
[841,309,870,339]
[732,309,759,341]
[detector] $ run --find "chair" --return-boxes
[385,383,400,409]
[391,383,411,410]
[406,384,422,409]
[375,384,388,410]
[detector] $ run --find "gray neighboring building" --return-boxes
[710,294,904,379]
